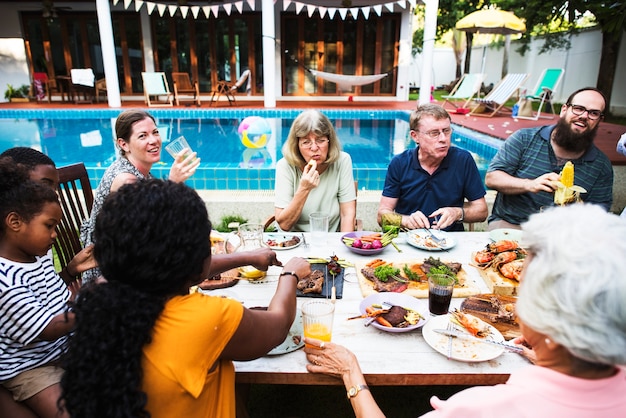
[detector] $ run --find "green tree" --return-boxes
[495,0,626,114]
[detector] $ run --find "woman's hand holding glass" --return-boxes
[169,149,200,183]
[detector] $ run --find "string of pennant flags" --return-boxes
[111,0,417,20]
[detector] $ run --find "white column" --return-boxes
[95,0,121,107]
[262,0,276,108]
[396,8,413,101]
[419,0,438,105]
[141,11,155,73]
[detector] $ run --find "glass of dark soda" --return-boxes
[428,274,455,315]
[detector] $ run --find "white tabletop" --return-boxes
[217,232,529,386]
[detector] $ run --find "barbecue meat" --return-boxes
[422,258,462,274]
[360,267,408,293]
[297,270,325,294]
[381,305,409,327]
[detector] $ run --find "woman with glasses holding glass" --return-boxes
[486,87,613,230]
[274,110,356,232]
[378,104,488,231]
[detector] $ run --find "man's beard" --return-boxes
[553,117,598,154]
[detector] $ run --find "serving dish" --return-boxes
[296,263,345,299]
[406,229,457,251]
[264,232,302,250]
[341,231,388,256]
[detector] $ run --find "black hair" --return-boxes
[0,157,59,236]
[0,147,56,170]
[61,179,211,418]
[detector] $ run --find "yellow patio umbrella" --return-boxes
[456,9,526,77]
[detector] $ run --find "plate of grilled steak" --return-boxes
[295,263,344,299]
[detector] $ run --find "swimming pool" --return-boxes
[0,109,501,190]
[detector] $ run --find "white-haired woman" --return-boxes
[304,203,626,417]
[274,110,356,232]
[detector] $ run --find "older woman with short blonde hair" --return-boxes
[274,110,356,232]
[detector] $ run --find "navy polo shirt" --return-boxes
[382,146,486,231]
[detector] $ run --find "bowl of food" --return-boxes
[341,231,390,255]
[358,292,428,333]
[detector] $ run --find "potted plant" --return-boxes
[4,84,31,102]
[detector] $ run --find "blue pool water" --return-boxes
[0,109,501,190]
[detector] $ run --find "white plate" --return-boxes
[489,228,523,243]
[358,292,429,333]
[264,232,302,250]
[406,229,457,251]
[267,312,305,355]
[422,314,505,362]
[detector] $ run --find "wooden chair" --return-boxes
[95,78,107,103]
[172,72,201,106]
[210,80,236,106]
[32,72,52,103]
[53,163,94,272]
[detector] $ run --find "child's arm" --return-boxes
[38,312,75,341]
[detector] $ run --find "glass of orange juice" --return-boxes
[301,300,335,348]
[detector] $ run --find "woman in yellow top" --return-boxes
[60,179,311,418]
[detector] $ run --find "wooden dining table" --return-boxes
[211,232,529,387]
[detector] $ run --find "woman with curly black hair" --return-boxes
[61,179,310,418]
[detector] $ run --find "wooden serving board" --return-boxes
[469,256,520,296]
[355,259,481,298]
[460,294,520,340]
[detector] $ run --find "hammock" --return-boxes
[308,69,388,90]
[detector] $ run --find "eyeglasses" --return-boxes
[416,127,453,139]
[567,104,604,120]
[299,138,329,148]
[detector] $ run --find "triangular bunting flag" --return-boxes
[201,6,210,18]
[135,0,143,12]
[373,4,382,16]
[180,5,189,18]
[361,7,370,19]
[283,0,291,11]
[223,3,232,15]
[307,5,316,17]
[157,3,166,16]
[318,6,327,19]
[294,2,305,14]
[234,1,243,14]
[123,0,132,10]
[146,1,156,15]
[396,0,406,9]
[385,2,395,12]
[338,8,347,19]
[246,0,255,11]
[327,7,336,19]
[168,4,178,16]
[113,0,120,6]
[191,6,200,18]
[210,5,219,17]
[349,7,359,19]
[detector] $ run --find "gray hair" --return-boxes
[517,204,626,365]
[409,104,451,131]
[281,109,342,166]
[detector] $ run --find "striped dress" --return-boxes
[0,255,71,381]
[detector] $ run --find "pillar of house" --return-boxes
[262,0,277,108]
[96,0,121,107]
[419,0,438,105]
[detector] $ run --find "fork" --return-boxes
[301,233,308,248]
[364,301,393,327]
[446,320,454,360]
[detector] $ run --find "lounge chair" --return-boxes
[70,68,96,103]
[172,72,201,106]
[516,68,564,120]
[141,72,173,107]
[470,73,529,117]
[441,73,485,110]
[210,80,236,107]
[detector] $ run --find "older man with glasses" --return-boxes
[486,87,613,230]
[377,104,488,231]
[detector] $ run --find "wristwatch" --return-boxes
[346,384,369,399]
[457,207,465,223]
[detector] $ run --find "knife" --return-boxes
[433,328,524,354]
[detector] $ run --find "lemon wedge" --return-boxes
[239,266,266,280]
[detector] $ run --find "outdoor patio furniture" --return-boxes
[172,72,201,106]
[32,72,52,103]
[516,68,564,120]
[142,72,174,107]
[441,73,486,110]
[210,80,236,106]
[70,68,97,103]
[54,162,94,274]
[470,73,529,117]
[95,78,107,103]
